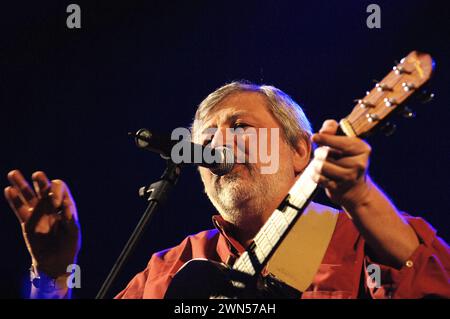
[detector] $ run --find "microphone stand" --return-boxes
[96,159,181,299]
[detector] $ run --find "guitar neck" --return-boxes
[231,51,434,277]
[232,150,325,276]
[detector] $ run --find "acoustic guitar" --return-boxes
[164,51,435,299]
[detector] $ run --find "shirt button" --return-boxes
[405,260,414,268]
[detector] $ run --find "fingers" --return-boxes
[314,147,368,169]
[4,170,77,224]
[311,173,338,190]
[311,120,371,206]
[312,119,371,156]
[312,133,371,156]
[7,170,37,207]
[312,146,367,191]
[48,180,64,208]
[24,177,77,235]
[4,186,32,222]
[31,171,51,199]
[313,159,355,182]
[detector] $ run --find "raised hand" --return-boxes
[4,170,81,278]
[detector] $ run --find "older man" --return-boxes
[4,81,450,299]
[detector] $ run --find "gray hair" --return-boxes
[191,81,312,150]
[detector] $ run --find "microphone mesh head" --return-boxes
[135,129,151,148]
[210,146,234,176]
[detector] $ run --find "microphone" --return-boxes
[129,128,235,176]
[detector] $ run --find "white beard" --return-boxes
[203,161,293,226]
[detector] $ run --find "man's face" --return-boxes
[194,92,306,225]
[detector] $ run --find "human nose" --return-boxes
[209,127,235,149]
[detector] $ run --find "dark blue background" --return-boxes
[1,0,449,298]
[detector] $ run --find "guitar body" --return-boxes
[165,259,239,299]
[164,259,301,299]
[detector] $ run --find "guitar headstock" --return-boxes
[339,51,435,138]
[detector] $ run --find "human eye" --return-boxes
[233,122,251,129]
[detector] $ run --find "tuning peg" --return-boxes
[402,106,416,119]
[376,83,393,92]
[393,59,412,75]
[366,113,380,123]
[384,97,398,107]
[393,65,412,75]
[402,82,416,92]
[380,122,397,136]
[354,99,375,109]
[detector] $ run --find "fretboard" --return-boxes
[232,147,329,276]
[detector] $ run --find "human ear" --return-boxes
[292,138,311,175]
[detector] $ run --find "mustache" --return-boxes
[212,162,254,186]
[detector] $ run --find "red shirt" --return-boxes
[115,208,450,299]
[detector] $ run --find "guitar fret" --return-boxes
[261,245,271,259]
[254,245,266,263]
[244,259,251,272]
[268,228,279,246]
[277,211,290,232]
[254,230,262,243]
[264,223,278,246]
[234,254,245,271]
[234,252,256,276]
[273,212,288,235]
[254,215,274,243]
[268,215,286,239]
[289,161,319,207]
[258,236,271,257]
[262,234,272,253]
[284,207,297,222]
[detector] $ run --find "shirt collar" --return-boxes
[212,215,247,256]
